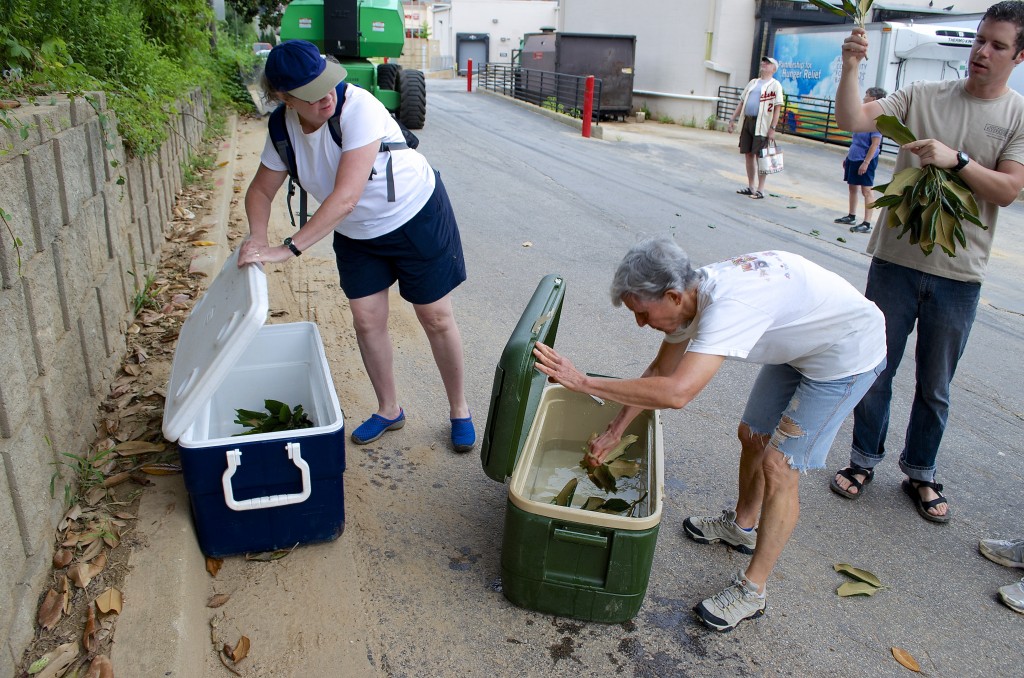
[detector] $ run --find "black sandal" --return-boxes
[902,478,951,524]
[830,464,874,500]
[749,191,765,199]
[736,187,754,195]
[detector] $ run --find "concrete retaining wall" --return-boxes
[0,89,208,674]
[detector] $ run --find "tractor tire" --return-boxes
[398,69,426,130]
[377,63,401,91]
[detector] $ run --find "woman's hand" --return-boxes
[532,342,588,392]
[238,238,290,267]
[584,430,622,468]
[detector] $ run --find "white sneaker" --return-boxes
[693,570,766,632]
[998,578,1024,614]
[979,538,1024,569]
[683,509,757,555]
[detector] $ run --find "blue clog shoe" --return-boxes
[351,409,405,445]
[450,414,476,453]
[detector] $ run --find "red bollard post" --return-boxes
[582,75,595,138]
[467,59,473,92]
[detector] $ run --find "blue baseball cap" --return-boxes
[264,40,348,102]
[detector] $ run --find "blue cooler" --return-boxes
[162,249,346,557]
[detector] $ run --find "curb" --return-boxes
[109,115,240,676]
[476,87,605,140]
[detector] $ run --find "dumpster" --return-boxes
[162,249,346,558]
[481,275,664,622]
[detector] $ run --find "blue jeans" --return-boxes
[849,258,981,481]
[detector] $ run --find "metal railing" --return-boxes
[716,86,898,156]
[479,64,605,121]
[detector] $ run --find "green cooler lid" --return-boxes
[480,274,565,482]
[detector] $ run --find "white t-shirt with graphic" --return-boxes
[260,86,435,240]
[664,251,886,381]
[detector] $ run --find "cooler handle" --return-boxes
[553,526,608,548]
[222,442,312,512]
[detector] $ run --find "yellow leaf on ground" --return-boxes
[892,647,921,672]
[834,563,882,588]
[206,557,223,577]
[229,635,251,662]
[192,240,218,247]
[837,581,879,597]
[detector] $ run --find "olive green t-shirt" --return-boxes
[871,79,1024,283]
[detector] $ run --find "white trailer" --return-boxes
[772,20,975,101]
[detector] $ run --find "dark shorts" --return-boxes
[739,116,770,155]
[844,156,879,186]
[332,172,467,305]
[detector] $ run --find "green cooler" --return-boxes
[481,275,665,623]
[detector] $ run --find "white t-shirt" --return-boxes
[260,86,436,239]
[664,251,886,381]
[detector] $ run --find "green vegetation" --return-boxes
[0,0,261,158]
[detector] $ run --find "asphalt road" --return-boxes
[118,78,1024,678]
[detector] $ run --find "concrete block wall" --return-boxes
[0,89,208,674]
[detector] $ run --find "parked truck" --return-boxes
[279,0,427,129]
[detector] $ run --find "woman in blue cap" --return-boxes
[237,39,475,453]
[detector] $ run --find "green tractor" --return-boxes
[279,0,427,129]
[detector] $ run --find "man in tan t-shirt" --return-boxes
[829,1,1024,523]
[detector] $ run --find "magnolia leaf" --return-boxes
[95,587,123,614]
[206,557,224,577]
[877,167,923,197]
[139,462,182,475]
[207,593,232,608]
[859,0,875,17]
[37,589,63,630]
[833,563,882,587]
[82,655,114,678]
[892,647,921,672]
[580,497,605,511]
[875,115,916,145]
[588,463,617,493]
[837,581,879,596]
[806,0,850,19]
[553,478,577,507]
[114,440,166,456]
[603,434,639,464]
[606,458,640,480]
[598,498,631,513]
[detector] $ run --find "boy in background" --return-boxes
[834,87,887,233]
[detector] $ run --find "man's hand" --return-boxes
[728,120,736,134]
[842,27,869,67]
[532,341,588,392]
[904,139,959,170]
[858,161,869,175]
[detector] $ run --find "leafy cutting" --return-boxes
[580,434,640,493]
[806,0,875,27]
[871,115,985,257]
[233,399,314,436]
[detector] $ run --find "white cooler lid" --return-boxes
[162,248,269,442]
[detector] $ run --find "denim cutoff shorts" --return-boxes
[741,359,886,471]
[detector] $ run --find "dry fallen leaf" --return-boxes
[834,563,882,588]
[95,587,123,614]
[83,604,98,652]
[114,440,166,456]
[139,462,182,475]
[192,240,217,247]
[892,647,921,672]
[82,654,114,678]
[52,548,73,569]
[207,593,231,608]
[68,553,107,588]
[37,589,62,630]
[31,641,79,678]
[85,486,107,506]
[228,635,251,663]
[206,557,223,577]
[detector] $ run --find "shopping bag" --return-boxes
[757,142,784,175]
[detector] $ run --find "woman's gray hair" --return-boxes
[610,237,702,307]
[865,86,887,100]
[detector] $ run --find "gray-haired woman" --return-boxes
[532,237,885,633]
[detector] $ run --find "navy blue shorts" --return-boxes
[332,172,467,305]
[843,156,878,186]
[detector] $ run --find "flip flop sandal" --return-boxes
[736,187,754,195]
[749,191,765,199]
[902,478,951,524]
[830,465,874,499]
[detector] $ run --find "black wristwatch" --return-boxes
[952,150,970,173]
[284,237,302,257]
